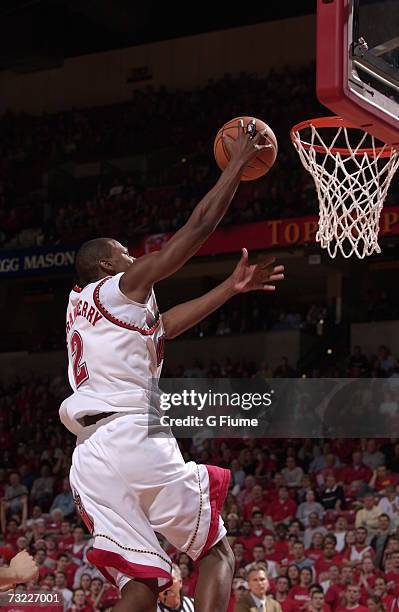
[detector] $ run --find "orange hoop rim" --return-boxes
[290,116,396,158]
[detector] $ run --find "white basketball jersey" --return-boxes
[60,272,165,435]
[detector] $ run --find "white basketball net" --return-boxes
[292,123,399,258]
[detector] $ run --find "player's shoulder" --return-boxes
[97,272,156,306]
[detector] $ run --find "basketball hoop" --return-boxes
[290,116,399,258]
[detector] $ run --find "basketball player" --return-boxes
[60,120,284,612]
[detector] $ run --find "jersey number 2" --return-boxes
[70,331,89,387]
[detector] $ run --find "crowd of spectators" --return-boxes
[165,343,399,380]
[174,299,329,340]
[0,66,319,250]
[1,65,398,251]
[1,346,399,609]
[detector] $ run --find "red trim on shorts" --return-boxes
[93,277,161,335]
[86,547,172,591]
[198,465,231,560]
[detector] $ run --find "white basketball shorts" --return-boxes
[69,413,230,591]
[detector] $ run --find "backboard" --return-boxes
[317,0,399,146]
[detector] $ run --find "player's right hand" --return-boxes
[9,551,38,583]
[222,118,272,166]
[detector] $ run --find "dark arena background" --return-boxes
[1,1,399,611]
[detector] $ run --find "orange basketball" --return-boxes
[214,116,278,181]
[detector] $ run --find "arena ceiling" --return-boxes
[0,0,315,71]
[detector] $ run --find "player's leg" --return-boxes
[112,578,158,612]
[194,536,235,612]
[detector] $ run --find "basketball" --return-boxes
[213,116,278,181]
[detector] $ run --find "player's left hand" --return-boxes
[229,248,284,293]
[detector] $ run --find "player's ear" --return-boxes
[98,258,114,274]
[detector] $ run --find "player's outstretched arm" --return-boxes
[162,249,284,339]
[120,120,271,303]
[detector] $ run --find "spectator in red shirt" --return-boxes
[232,542,246,572]
[57,520,74,552]
[34,549,52,580]
[308,588,332,612]
[274,576,296,612]
[243,485,269,519]
[289,567,313,607]
[340,452,372,490]
[45,536,59,563]
[357,556,380,599]
[2,518,23,550]
[369,465,399,494]
[315,535,343,582]
[251,510,271,541]
[287,564,300,588]
[323,565,343,607]
[41,572,56,590]
[274,523,290,558]
[236,520,265,559]
[237,475,257,507]
[87,576,104,608]
[263,534,285,564]
[99,582,120,609]
[326,566,354,610]
[268,473,289,504]
[336,584,368,611]
[315,454,342,489]
[178,561,196,598]
[79,573,92,597]
[306,532,326,563]
[56,552,79,590]
[269,487,297,524]
[373,576,397,610]
[67,587,93,612]
[385,549,399,593]
[227,577,248,612]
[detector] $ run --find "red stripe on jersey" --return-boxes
[198,465,231,561]
[86,547,172,592]
[93,277,161,335]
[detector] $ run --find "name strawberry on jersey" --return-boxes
[66,299,103,335]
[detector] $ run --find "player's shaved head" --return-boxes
[75,237,115,286]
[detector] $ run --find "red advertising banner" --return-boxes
[134,207,399,257]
